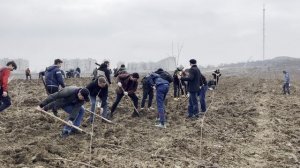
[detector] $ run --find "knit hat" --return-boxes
[156,68,164,72]
[189,59,197,64]
[80,88,90,102]
[132,72,140,79]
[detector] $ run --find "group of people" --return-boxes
[0,58,222,137]
[0,58,293,138]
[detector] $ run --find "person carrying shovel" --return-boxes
[110,72,140,118]
[36,86,90,137]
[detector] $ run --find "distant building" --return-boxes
[61,58,97,73]
[0,58,29,73]
[127,57,176,73]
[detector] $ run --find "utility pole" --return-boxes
[263,4,266,61]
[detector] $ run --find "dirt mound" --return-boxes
[0,76,299,167]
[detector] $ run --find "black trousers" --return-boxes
[0,88,11,112]
[174,81,186,97]
[111,93,138,114]
[141,87,154,108]
[46,86,59,94]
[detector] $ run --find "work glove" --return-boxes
[187,92,190,98]
[117,82,122,87]
[100,108,104,114]
[97,102,101,108]
[35,106,43,111]
[67,120,74,125]
[152,86,156,90]
[178,71,182,76]
[124,92,128,96]
[2,91,7,97]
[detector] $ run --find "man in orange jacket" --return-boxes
[0,61,17,112]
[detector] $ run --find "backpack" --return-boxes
[98,70,106,78]
[157,71,173,83]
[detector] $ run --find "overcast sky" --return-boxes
[0,0,299,71]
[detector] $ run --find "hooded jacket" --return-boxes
[147,73,169,87]
[45,65,65,88]
[39,86,85,121]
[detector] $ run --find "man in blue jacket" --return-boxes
[86,75,109,122]
[44,59,66,116]
[146,71,170,128]
[45,59,65,94]
[37,86,90,137]
[179,59,201,119]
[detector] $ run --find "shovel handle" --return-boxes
[85,109,114,124]
[35,107,91,135]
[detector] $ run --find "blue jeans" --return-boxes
[188,92,199,117]
[198,85,208,112]
[89,96,109,122]
[0,88,11,112]
[62,105,85,133]
[156,84,169,125]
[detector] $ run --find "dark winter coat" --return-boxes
[200,74,207,86]
[39,86,85,121]
[116,73,138,94]
[181,65,201,92]
[45,65,65,88]
[86,79,108,108]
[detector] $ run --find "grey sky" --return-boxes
[0,0,299,71]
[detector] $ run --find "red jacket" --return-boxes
[116,73,138,94]
[0,67,11,92]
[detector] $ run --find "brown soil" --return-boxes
[0,76,299,168]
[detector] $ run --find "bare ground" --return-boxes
[0,75,299,168]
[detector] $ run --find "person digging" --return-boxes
[36,86,90,137]
[146,72,170,128]
[86,75,110,123]
[110,72,140,118]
